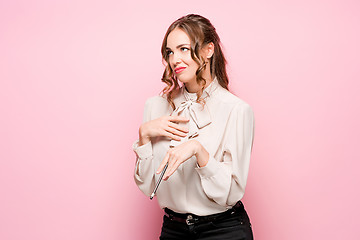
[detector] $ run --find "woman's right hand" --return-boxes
[138,115,189,146]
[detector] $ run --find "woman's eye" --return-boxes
[166,48,188,56]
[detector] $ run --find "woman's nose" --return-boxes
[172,52,182,65]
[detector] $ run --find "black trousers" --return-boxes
[159,202,253,240]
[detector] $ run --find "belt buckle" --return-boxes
[186,215,195,225]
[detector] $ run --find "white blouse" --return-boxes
[132,77,255,216]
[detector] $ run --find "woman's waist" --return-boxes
[157,196,233,216]
[163,200,244,222]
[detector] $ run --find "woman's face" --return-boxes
[166,28,204,85]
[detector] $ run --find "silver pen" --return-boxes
[150,162,169,200]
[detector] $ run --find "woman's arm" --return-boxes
[133,97,190,196]
[195,103,255,207]
[195,142,210,167]
[133,98,156,197]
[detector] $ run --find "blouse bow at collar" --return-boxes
[169,77,219,147]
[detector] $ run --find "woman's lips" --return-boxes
[175,67,186,74]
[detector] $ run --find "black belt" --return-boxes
[164,201,244,226]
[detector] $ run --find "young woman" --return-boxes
[132,14,255,240]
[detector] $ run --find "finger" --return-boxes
[162,130,181,141]
[163,153,177,180]
[156,152,169,174]
[168,115,190,123]
[168,122,189,133]
[165,126,187,137]
[163,160,182,180]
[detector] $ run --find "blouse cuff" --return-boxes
[195,156,221,179]
[132,139,153,160]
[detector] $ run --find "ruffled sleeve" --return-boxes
[195,103,255,207]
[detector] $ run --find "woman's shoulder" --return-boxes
[214,87,253,111]
[145,94,168,105]
[145,88,183,107]
[143,94,173,116]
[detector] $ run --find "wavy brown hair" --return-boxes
[160,14,229,110]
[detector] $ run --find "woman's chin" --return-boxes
[176,76,192,85]
[176,78,187,84]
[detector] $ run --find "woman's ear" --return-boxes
[205,42,215,59]
[201,42,215,60]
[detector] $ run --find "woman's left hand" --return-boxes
[156,140,200,181]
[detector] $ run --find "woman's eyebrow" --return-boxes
[166,44,190,50]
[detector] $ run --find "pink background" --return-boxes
[1,0,359,239]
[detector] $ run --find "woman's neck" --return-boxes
[184,78,213,93]
[185,70,213,93]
